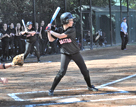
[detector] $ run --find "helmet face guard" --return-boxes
[60,12,75,25]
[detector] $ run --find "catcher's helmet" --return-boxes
[60,12,75,25]
[26,21,32,27]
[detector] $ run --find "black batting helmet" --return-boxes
[26,21,32,27]
[60,12,75,25]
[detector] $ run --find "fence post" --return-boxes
[33,0,36,29]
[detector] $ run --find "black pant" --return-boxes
[24,40,40,61]
[21,39,26,53]
[14,36,23,55]
[39,38,48,55]
[9,37,14,57]
[120,31,128,50]
[2,40,9,59]
[50,52,92,91]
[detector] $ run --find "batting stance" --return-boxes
[47,12,98,96]
[20,21,40,62]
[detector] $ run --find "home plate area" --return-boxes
[8,87,136,106]
[7,74,136,106]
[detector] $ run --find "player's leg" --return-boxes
[34,40,40,62]
[120,32,125,50]
[72,52,98,91]
[24,42,32,60]
[5,41,9,60]
[1,41,6,61]
[14,37,18,55]
[48,54,71,96]
[124,35,128,50]
[18,37,23,54]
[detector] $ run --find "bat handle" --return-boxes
[45,26,51,32]
[45,23,52,31]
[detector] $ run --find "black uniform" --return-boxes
[1,29,9,60]
[9,28,16,56]
[14,28,23,55]
[23,28,40,61]
[39,26,48,55]
[49,26,93,91]
[30,27,40,55]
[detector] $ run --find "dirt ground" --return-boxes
[0,45,136,107]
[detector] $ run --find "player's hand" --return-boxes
[31,31,36,36]
[7,34,10,38]
[40,27,42,30]
[48,24,52,28]
[0,78,8,85]
[46,24,51,32]
[25,30,28,33]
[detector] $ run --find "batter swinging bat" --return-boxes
[22,19,27,32]
[45,7,60,30]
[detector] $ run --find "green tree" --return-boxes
[122,0,136,10]
[0,0,115,26]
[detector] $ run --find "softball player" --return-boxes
[20,21,40,62]
[47,12,98,96]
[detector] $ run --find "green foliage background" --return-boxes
[0,0,116,25]
[122,0,136,10]
[0,0,135,26]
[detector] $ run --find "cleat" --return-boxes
[37,59,41,63]
[88,85,98,91]
[48,90,54,96]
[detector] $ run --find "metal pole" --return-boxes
[33,0,36,29]
[89,0,93,50]
[65,0,67,12]
[120,0,122,22]
[127,0,129,42]
[80,0,83,50]
[109,0,112,46]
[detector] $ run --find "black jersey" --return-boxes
[9,28,15,34]
[41,26,46,39]
[35,27,40,40]
[55,26,80,55]
[0,29,9,42]
[25,28,37,43]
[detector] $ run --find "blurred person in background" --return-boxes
[120,17,128,50]
[1,23,10,61]
[9,23,15,58]
[39,20,48,55]
[14,23,23,55]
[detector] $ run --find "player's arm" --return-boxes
[39,27,43,39]
[121,27,126,34]
[49,30,67,39]
[47,23,67,39]
[0,63,13,69]
[25,31,36,36]
[2,34,9,38]
[20,31,26,35]
[20,31,36,36]
[47,31,55,42]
